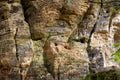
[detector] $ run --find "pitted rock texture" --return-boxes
[23,0,89,40]
[0,1,33,80]
[43,36,89,79]
[0,0,120,80]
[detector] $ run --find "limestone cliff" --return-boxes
[0,0,120,80]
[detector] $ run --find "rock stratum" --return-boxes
[0,0,120,80]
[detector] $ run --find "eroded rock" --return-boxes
[1,0,120,80]
[23,0,89,40]
[0,2,33,80]
[43,36,89,79]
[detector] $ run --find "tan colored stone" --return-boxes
[24,0,89,40]
[43,37,89,78]
[0,2,34,80]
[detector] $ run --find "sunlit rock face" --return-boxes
[23,0,89,40]
[87,11,120,72]
[43,36,89,79]
[0,0,120,80]
[0,1,33,80]
[22,0,90,79]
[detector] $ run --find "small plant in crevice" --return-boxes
[111,43,120,62]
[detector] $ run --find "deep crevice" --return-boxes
[108,15,113,31]
[20,0,33,40]
[86,0,108,50]
[87,21,97,50]
[87,7,101,51]
[86,6,103,73]
[14,28,19,61]
[21,1,54,79]
[14,28,23,80]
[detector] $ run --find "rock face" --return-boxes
[0,0,120,80]
[0,1,33,80]
[43,37,89,79]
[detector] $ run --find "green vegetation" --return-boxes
[111,43,120,62]
[85,69,120,80]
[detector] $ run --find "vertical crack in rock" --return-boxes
[21,0,90,79]
[86,6,104,73]
[9,2,34,80]
[108,15,112,31]
[108,12,116,31]
[87,5,102,49]
[86,3,118,72]
[14,27,23,80]
[87,22,97,49]
[1,0,120,80]
[86,20,98,73]
[14,28,19,61]
[20,1,54,80]
[20,0,32,37]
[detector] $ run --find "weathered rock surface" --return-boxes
[0,1,33,80]
[43,36,89,79]
[23,0,89,40]
[0,0,120,80]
